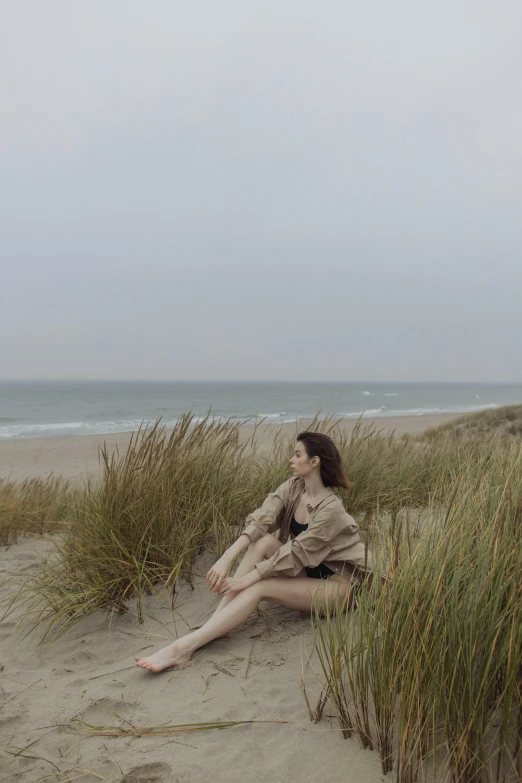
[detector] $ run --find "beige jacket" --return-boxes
[241,476,373,582]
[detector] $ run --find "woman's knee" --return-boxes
[243,581,265,602]
[323,582,354,613]
[248,533,280,559]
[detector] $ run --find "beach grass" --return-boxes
[419,403,522,442]
[311,435,522,782]
[3,412,274,637]
[2,408,520,637]
[0,475,73,545]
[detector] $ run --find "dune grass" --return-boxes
[0,475,73,546]
[419,403,522,442]
[3,412,276,637]
[2,409,518,638]
[311,437,522,782]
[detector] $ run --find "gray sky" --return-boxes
[1,1,521,382]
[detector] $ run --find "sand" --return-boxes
[1,540,388,783]
[0,414,459,781]
[0,412,461,483]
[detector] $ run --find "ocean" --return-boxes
[1,380,521,441]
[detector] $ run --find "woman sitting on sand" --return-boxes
[136,431,373,673]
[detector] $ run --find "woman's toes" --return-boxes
[134,643,192,672]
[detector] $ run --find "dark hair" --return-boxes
[296,431,353,490]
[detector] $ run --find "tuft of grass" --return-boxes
[0,475,73,545]
[6,413,258,639]
[420,403,522,442]
[312,437,522,782]
[5,411,344,640]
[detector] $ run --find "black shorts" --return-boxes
[305,563,335,580]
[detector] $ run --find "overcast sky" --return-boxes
[1,2,521,383]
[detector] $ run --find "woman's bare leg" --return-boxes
[136,575,353,673]
[136,584,264,671]
[211,534,283,617]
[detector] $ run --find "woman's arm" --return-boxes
[223,533,251,561]
[240,479,291,544]
[218,565,261,595]
[254,503,339,579]
[254,525,330,579]
[219,521,330,596]
[206,533,251,592]
[207,479,291,594]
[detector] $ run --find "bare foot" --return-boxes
[136,639,193,672]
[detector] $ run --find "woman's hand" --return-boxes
[205,554,234,593]
[219,570,262,596]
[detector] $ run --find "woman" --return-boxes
[136,431,373,672]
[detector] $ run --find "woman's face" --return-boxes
[289,440,318,477]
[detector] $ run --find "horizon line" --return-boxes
[1,378,521,385]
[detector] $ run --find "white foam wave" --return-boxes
[0,418,175,440]
[339,403,499,419]
[254,412,288,419]
[0,403,503,440]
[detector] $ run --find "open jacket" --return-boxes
[241,476,372,582]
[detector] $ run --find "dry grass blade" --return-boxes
[0,679,42,711]
[70,718,289,736]
[4,746,60,771]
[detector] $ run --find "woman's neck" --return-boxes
[303,473,325,501]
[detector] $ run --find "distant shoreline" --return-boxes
[0,412,463,483]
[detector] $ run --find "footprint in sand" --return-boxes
[64,649,96,666]
[76,696,139,728]
[264,653,287,668]
[123,762,172,783]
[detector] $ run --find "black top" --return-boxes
[289,514,335,578]
[290,514,308,538]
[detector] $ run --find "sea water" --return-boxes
[1,380,521,440]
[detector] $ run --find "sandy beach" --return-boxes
[0,412,461,484]
[0,412,459,782]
